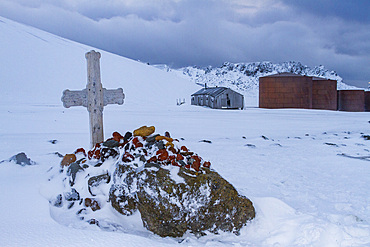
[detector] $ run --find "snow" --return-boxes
[0,15,370,246]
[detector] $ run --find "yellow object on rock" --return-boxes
[133,126,155,137]
[155,135,173,142]
[165,142,174,148]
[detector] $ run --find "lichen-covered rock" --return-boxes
[46,126,255,238]
[110,164,255,237]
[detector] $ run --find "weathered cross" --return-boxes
[61,50,125,148]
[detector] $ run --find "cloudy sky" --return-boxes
[0,0,369,87]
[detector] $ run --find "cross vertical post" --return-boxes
[86,51,104,147]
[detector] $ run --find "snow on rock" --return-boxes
[45,126,255,238]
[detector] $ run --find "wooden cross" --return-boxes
[61,50,125,148]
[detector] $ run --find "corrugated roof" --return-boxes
[191,87,228,97]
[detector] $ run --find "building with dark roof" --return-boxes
[191,86,244,109]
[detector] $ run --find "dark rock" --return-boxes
[245,144,256,148]
[325,142,338,147]
[165,131,171,138]
[87,219,99,225]
[67,202,75,209]
[88,173,110,196]
[362,135,370,140]
[156,141,165,149]
[146,134,160,144]
[199,139,212,143]
[102,139,119,148]
[123,132,133,142]
[53,152,64,158]
[93,162,103,167]
[261,135,269,140]
[144,163,161,169]
[64,188,80,201]
[85,198,101,211]
[53,194,63,207]
[9,152,36,166]
[178,160,187,167]
[49,139,58,144]
[67,162,84,186]
[271,143,282,147]
[100,148,119,161]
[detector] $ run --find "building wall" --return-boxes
[191,89,244,109]
[259,76,312,109]
[365,91,370,112]
[312,79,337,110]
[222,89,244,109]
[338,90,365,112]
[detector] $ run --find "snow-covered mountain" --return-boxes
[159,61,357,102]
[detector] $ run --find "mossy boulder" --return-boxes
[110,163,255,237]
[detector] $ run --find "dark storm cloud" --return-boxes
[282,0,370,23]
[0,0,369,87]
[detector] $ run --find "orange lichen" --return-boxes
[203,161,211,168]
[112,131,123,142]
[156,149,169,161]
[132,137,143,148]
[61,154,76,167]
[74,148,86,156]
[155,135,173,142]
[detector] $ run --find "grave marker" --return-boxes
[61,50,125,147]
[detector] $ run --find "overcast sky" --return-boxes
[0,0,369,88]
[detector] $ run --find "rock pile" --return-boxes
[48,126,255,238]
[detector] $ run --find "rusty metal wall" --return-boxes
[338,90,365,112]
[365,91,370,112]
[312,79,337,110]
[259,76,312,109]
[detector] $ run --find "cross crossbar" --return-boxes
[61,50,125,147]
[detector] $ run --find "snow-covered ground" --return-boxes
[0,16,369,246]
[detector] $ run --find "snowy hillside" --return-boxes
[0,17,198,108]
[158,61,358,106]
[0,16,370,247]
